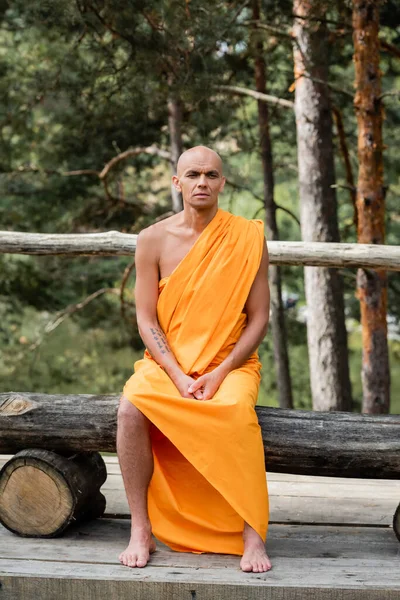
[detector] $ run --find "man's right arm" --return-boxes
[135,228,200,399]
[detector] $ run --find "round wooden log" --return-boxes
[0,449,107,537]
[394,504,400,543]
[0,392,399,479]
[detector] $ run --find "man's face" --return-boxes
[172,149,225,209]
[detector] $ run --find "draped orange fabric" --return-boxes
[123,208,269,555]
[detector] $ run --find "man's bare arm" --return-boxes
[135,228,203,399]
[134,228,183,381]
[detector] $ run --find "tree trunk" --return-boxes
[1,392,400,479]
[293,0,352,411]
[252,0,293,409]
[353,0,390,414]
[167,84,183,213]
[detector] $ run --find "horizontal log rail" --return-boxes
[0,230,399,270]
[1,392,399,479]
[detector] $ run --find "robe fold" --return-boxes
[123,207,269,555]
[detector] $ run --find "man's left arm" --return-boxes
[188,239,270,400]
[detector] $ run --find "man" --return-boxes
[117,145,271,573]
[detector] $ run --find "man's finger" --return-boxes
[188,378,204,393]
[201,386,214,401]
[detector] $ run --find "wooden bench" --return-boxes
[0,391,399,539]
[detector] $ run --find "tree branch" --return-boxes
[63,169,100,177]
[29,287,120,351]
[216,85,294,109]
[99,145,171,180]
[379,39,400,59]
[296,73,354,99]
[379,90,400,101]
[85,2,135,46]
[252,203,301,226]
[218,0,251,42]
[332,106,357,229]
[226,178,300,226]
[291,13,349,27]
[244,19,293,39]
[11,145,171,185]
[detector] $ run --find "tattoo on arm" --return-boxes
[150,326,171,355]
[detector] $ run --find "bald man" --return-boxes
[117,146,272,573]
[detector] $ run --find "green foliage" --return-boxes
[0,302,141,395]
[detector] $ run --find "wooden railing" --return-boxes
[0,230,399,270]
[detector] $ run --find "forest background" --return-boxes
[0,0,399,413]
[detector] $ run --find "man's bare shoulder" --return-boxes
[137,214,182,249]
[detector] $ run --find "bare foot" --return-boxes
[240,524,272,573]
[119,525,157,568]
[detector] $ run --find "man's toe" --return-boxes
[136,555,148,568]
[127,554,137,567]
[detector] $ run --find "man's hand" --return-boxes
[187,366,227,401]
[173,372,204,400]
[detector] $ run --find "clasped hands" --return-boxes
[175,366,227,401]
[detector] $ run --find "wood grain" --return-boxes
[1,520,400,598]
[0,450,107,537]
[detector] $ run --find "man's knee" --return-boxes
[118,395,148,428]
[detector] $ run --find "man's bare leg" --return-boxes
[117,395,156,568]
[240,522,272,573]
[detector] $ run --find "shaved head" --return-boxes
[172,145,225,209]
[176,146,223,177]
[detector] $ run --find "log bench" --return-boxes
[0,392,399,540]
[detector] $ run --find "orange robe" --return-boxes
[123,207,269,555]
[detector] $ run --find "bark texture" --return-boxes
[1,392,400,479]
[353,0,390,414]
[167,86,184,213]
[293,0,352,411]
[252,0,293,409]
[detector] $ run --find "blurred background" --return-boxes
[0,0,398,412]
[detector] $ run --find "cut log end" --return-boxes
[0,449,106,537]
[0,462,73,536]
